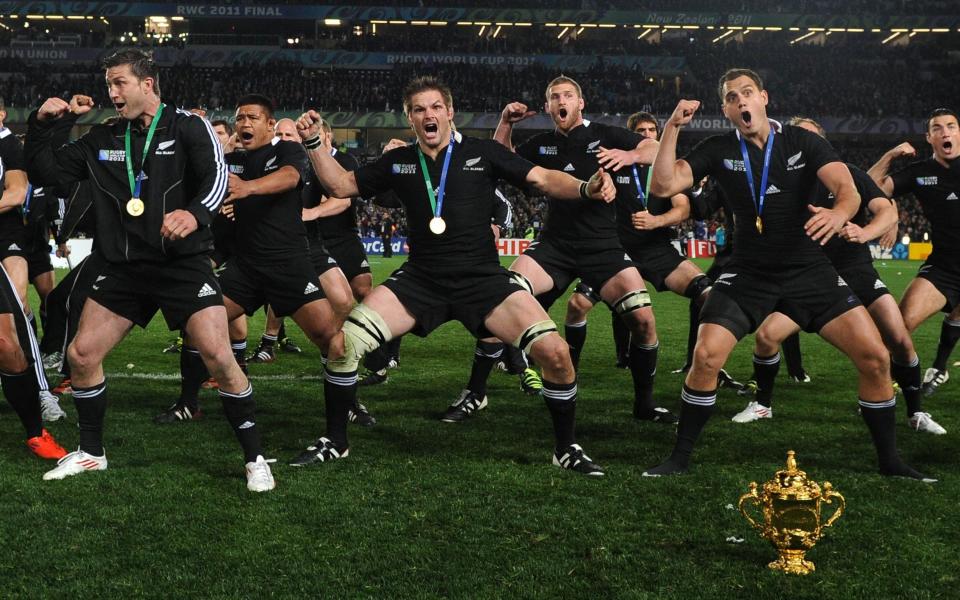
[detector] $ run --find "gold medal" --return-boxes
[127,197,145,217]
[755,216,763,234]
[429,216,446,235]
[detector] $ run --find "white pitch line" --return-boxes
[61,371,328,382]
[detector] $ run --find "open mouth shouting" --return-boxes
[943,140,954,154]
[113,101,126,115]
[559,107,568,120]
[741,110,753,127]
[422,121,440,142]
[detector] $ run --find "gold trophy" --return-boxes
[738,450,845,575]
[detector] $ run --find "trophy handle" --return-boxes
[738,483,763,531]
[820,484,845,529]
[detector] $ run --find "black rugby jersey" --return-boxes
[354,132,533,271]
[0,128,25,239]
[225,138,309,260]
[517,120,641,248]
[613,164,676,247]
[814,163,888,269]
[310,149,361,242]
[684,122,841,267]
[890,157,960,267]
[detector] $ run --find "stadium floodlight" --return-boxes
[324,18,341,26]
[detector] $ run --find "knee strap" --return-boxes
[329,304,392,373]
[573,280,602,305]
[612,289,651,316]
[683,275,712,300]
[510,272,534,295]
[514,319,558,354]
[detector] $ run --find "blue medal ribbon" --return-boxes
[739,125,775,233]
[631,164,654,209]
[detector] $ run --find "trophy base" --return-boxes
[768,550,815,575]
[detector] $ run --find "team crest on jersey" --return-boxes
[538,146,557,156]
[264,156,278,172]
[155,139,176,155]
[392,163,417,175]
[229,164,244,174]
[723,158,746,172]
[462,156,484,171]
[916,176,938,186]
[586,140,601,153]
[786,151,805,170]
[97,149,125,162]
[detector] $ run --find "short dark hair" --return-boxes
[402,76,453,115]
[718,68,763,101]
[926,107,958,131]
[102,49,161,95]
[787,116,826,138]
[545,75,583,101]
[627,111,659,136]
[235,94,275,118]
[211,119,232,134]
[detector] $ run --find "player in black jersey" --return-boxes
[731,117,944,435]
[493,77,673,423]
[644,69,931,480]
[0,121,37,334]
[292,76,615,475]
[26,50,272,491]
[216,94,349,428]
[869,108,960,398]
[0,134,67,461]
[558,111,718,407]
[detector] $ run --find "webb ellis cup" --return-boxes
[738,451,845,575]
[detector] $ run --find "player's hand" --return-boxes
[597,147,634,172]
[224,132,240,154]
[586,168,616,203]
[891,142,916,159]
[37,97,72,121]
[68,95,94,116]
[840,222,867,244]
[500,102,536,124]
[225,173,254,202]
[189,107,207,119]
[220,201,235,221]
[56,243,71,258]
[161,209,199,241]
[878,223,898,249]
[668,99,700,128]
[631,210,661,231]
[296,110,324,142]
[805,204,846,245]
[383,138,408,154]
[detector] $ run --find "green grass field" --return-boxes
[0,257,956,598]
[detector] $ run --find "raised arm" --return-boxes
[867,142,915,197]
[24,96,93,187]
[494,102,536,152]
[296,111,360,198]
[650,100,700,198]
